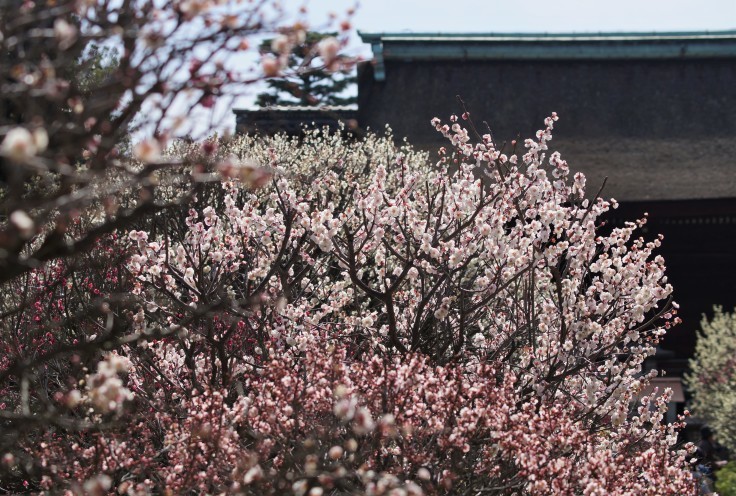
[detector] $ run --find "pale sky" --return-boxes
[314,0,736,34]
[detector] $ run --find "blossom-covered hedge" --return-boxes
[687,306,736,454]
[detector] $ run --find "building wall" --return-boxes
[359,57,736,143]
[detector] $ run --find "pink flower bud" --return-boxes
[328,445,343,460]
[261,54,280,77]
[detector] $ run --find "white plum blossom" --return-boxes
[53,19,78,50]
[9,210,35,238]
[1,127,37,160]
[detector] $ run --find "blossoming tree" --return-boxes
[7,112,697,493]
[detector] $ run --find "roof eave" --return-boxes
[358,30,736,81]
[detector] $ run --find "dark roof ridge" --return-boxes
[359,30,736,42]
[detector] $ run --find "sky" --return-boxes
[312,0,736,34]
[203,0,736,135]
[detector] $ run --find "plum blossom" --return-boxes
[318,36,340,63]
[1,127,37,160]
[9,210,34,239]
[133,138,161,163]
[53,18,78,50]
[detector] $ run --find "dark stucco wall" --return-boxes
[358,57,736,201]
[359,57,736,141]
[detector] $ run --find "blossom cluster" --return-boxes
[82,353,134,414]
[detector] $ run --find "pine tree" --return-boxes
[256,31,356,107]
